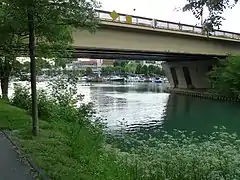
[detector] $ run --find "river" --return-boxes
[77,82,240,137]
[6,82,240,137]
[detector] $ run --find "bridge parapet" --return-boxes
[96,10,240,40]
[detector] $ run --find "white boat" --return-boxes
[153,77,162,83]
[79,76,88,82]
[109,76,125,82]
[126,76,140,82]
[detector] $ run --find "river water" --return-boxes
[76,82,240,137]
[6,82,240,137]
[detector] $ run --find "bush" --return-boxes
[36,89,55,120]
[11,74,95,124]
[11,84,31,110]
[10,84,52,120]
[209,55,240,97]
[108,127,240,179]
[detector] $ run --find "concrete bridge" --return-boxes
[73,10,240,89]
[73,10,240,58]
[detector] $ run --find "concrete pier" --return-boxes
[162,60,218,89]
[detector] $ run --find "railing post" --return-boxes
[152,19,156,28]
[178,23,182,31]
[167,22,169,29]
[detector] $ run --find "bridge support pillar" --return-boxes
[162,60,217,89]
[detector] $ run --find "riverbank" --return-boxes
[2,95,168,179]
[0,100,114,179]
[0,100,123,179]
[2,81,240,179]
[165,88,240,102]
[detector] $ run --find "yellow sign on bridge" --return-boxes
[110,10,132,24]
[110,10,119,20]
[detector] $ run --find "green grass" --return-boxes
[0,100,127,179]
[0,100,92,179]
[0,100,31,130]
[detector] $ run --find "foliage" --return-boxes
[208,56,240,97]
[0,0,100,99]
[102,61,164,76]
[113,60,129,67]
[14,58,52,76]
[11,84,53,120]
[10,73,95,122]
[0,99,31,130]
[85,67,93,76]
[140,65,148,75]
[11,84,31,110]
[54,58,72,69]
[135,63,141,74]
[115,127,240,179]
[183,0,238,30]
[101,66,124,75]
[124,61,138,73]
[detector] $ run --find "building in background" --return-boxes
[65,59,115,73]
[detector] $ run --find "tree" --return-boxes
[148,65,156,75]
[155,66,164,76]
[85,67,93,75]
[113,61,120,67]
[208,56,240,97]
[113,60,129,67]
[140,65,148,76]
[114,66,121,74]
[1,0,100,135]
[11,60,25,77]
[55,58,72,69]
[135,63,142,74]
[183,0,238,30]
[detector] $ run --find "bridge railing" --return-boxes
[97,10,240,40]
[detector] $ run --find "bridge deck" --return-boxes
[97,10,240,41]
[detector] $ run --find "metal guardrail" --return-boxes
[96,10,240,40]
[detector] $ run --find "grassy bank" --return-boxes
[0,100,31,130]
[0,100,116,179]
[0,98,118,179]
[0,98,152,179]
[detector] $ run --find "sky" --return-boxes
[100,0,240,33]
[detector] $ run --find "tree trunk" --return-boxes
[0,76,9,100]
[28,4,39,136]
[0,56,12,100]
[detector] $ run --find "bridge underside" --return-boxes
[72,47,223,90]
[73,47,226,61]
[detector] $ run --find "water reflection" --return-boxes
[83,83,169,131]
[82,83,240,137]
[163,94,240,136]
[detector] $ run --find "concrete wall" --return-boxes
[72,22,240,56]
[162,60,217,89]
